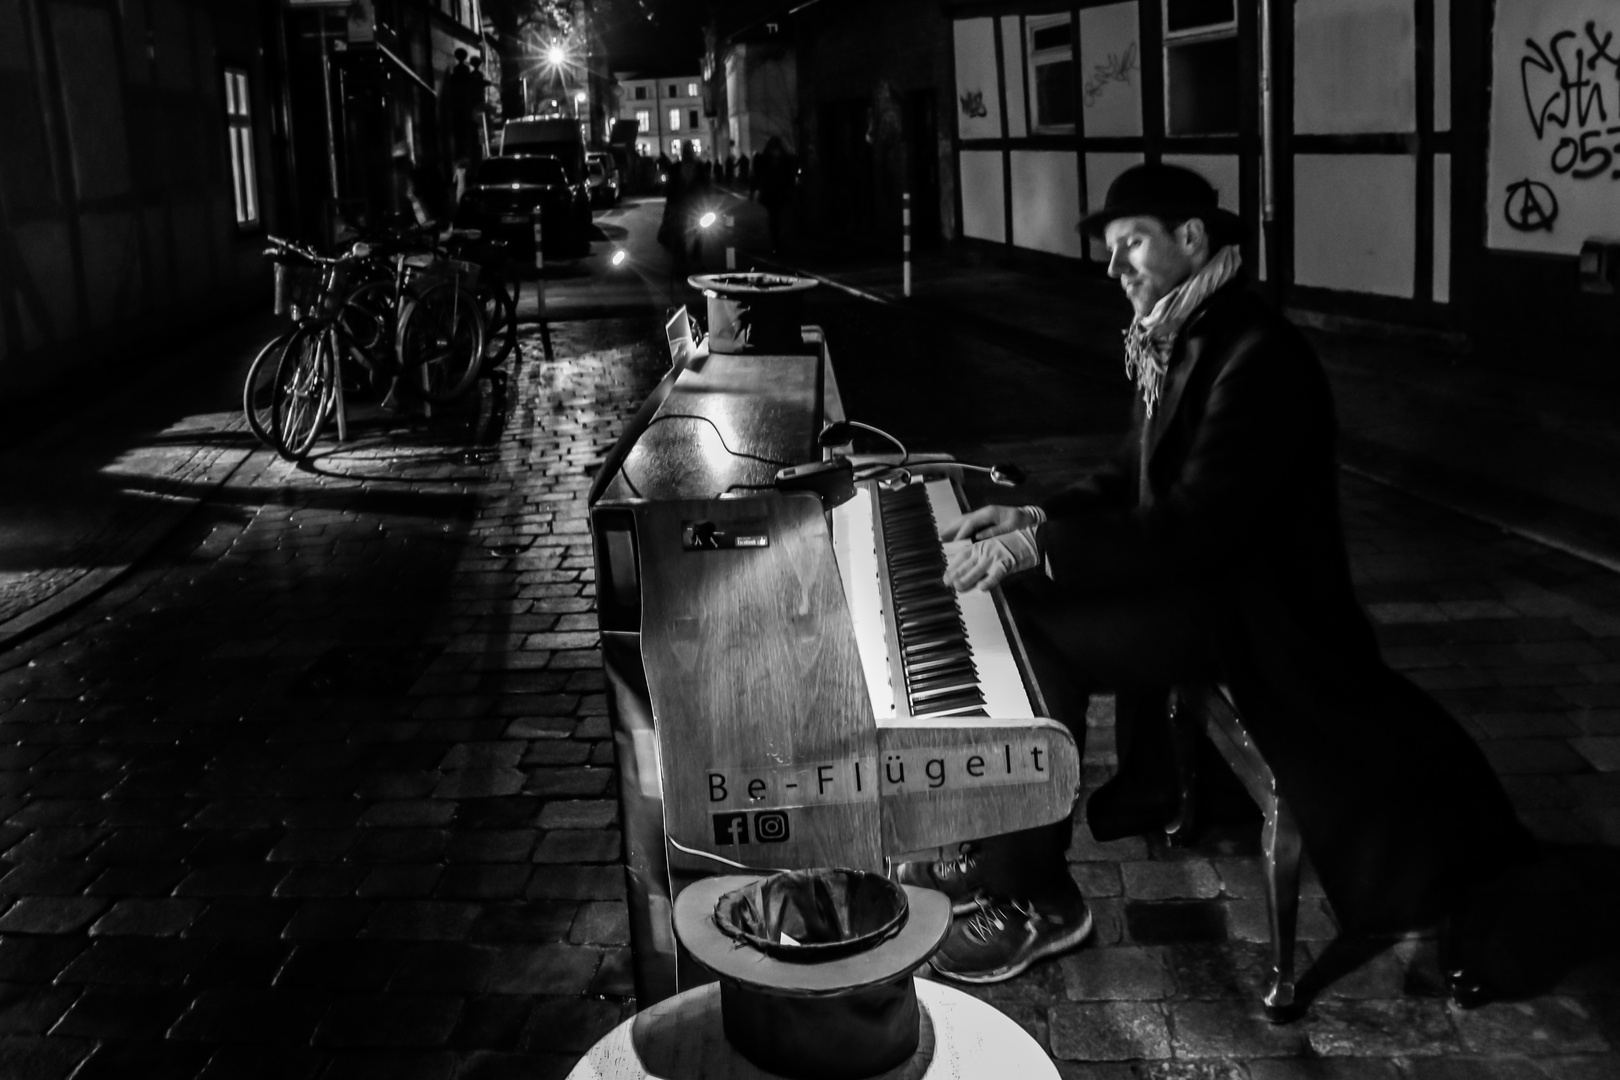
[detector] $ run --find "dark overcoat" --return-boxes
[1035,282,1534,933]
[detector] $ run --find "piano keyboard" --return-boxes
[831,475,1037,723]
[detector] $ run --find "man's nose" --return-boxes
[1105,247,1126,278]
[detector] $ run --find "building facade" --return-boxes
[723,33,800,162]
[0,0,286,413]
[941,0,1619,355]
[0,0,492,418]
[787,0,1619,360]
[615,72,715,161]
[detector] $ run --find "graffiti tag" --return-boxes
[1503,178,1560,231]
[959,90,987,119]
[1083,43,1138,108]
[1520,21,1620,178]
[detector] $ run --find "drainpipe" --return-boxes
[1259,0,1277,275]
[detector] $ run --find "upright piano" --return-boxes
[587,327,1079,1004]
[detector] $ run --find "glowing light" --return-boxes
[611,250,627,266]
[546,44,565,65]
[575,91,587,103]
[699,212,716,228]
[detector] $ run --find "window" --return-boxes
[635,109,650,133]
[223,68,259,228]
[668,84,678,98]
[691,139,702,155]
[670,137,681,157]
[635,85,647,100]
[687,81,698,97]
[669,108,681,131]
[688,108,698,129]
[1026,14,1075,133]
[1164,0,1239,135]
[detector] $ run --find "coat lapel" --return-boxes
[1143,323,1211,466]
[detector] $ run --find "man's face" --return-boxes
[1103,215,1202,318]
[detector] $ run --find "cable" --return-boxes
[668,835,786,875]
[820,419,908,467]
[646,413,794,468]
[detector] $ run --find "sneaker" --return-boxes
[929,896,1094,985]
[895,847,987,915]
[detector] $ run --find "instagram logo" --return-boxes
[752,811,790,843]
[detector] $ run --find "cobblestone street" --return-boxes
[0,288,1616,1078]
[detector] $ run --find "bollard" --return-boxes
[531,212,546,316]
[724,213,736,270]
[902,191,912,298]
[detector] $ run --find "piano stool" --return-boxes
[1167,683,1303,1023]
[563,977,1059,1080]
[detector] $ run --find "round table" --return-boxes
[563,976,1058,1080]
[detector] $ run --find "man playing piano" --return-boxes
[910,163,1537,998]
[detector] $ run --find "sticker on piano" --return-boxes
[712,809,792,846]
[682,518,769,551]
[705,756,880,811]
[879,738,1055,797]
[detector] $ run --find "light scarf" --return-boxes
[1122,245,1243,418]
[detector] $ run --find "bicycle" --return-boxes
[263,236,485,461]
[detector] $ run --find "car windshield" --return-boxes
[588,162,605,178]
[476,157,566,186]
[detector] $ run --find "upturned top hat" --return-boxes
[1078,162,1243,240]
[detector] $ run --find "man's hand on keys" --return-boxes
[938,505,1046,592]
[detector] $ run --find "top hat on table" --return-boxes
[1078,162,1244,240]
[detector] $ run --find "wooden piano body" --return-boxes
[587,329,1079,1004]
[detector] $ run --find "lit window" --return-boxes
[223,68,259,228]
[670,137,681,157]
[691,139,702,155]
[1026,14,1075,133]
[669,108,681,131]
[635,109,650,133]
[687,82,698,97]
[1164,0,1239,135]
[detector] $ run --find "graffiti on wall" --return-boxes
[959,90,988,119]
[1083,43,1138,108]
[1489,3,1620,253]
[1079,2,1142,138]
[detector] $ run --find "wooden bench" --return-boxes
[1166,683,1303,1022]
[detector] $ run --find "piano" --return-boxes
[588,327,1078,1005]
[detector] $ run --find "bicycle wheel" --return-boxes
[243,330,292,449]
[397,281,485,403]
[270,327,336,461]
[477,277,518,373]
[339,278,397,374]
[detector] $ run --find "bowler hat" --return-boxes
[1078,162,1243,240]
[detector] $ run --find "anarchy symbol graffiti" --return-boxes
[1503,178,1559,231]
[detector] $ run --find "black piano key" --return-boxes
[910,690,986,715]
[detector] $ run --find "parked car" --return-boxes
[586,151,620,206]
[454,154,590,259]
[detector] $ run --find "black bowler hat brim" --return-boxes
[1078,201,1244,239]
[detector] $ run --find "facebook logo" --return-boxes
[712,812,749,845]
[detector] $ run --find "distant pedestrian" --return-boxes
[737,153,750,185]
[752,137,795,253]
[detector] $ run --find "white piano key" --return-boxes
[922,478,1035,720]
[831,484,898,720]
